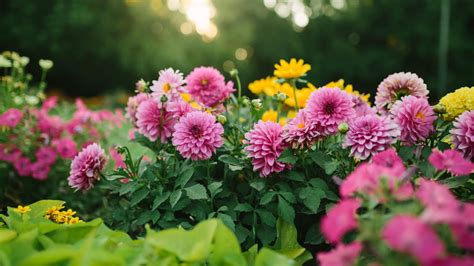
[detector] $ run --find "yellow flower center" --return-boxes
[201,79,208,85]
[416,111,425,120]
[163,83,171,92]
[297,123,305,129]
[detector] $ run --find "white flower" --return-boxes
[39,59,54,70]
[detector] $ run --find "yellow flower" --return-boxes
[262,109,286,125]
[67,217,82,225]
[274,58,311,79]
[287,110,297,119]
[181,93,202,110]
[281,83,316,108]
[248,77,280,96]
[325,79,371,105]
[14,205,31,214]
[439,86,474,121]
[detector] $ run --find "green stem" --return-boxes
[290,79,299,111]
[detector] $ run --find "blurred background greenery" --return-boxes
[1,0,473,100]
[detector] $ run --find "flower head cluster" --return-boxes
[185,67,234,107]
[375,72,428,114]
[0,108,23,127]
[273,58,311,79]
[451,110,474,159]
[172,111,224,160]
[317,242,362,266]
[439,86,474,120]
[390,95,436,145]
[14,205,31,214]
[248,76,280,96]
[343,114,400,160]
[126,93,149,126]
[321,198,360,243]
[306,87,355,136]
[244,121,287,177]
[44,205,82,224]
[68,143,107,190]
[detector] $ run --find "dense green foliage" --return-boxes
[0,200,299,266]
[1,0,473,98]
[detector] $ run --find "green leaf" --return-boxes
[184,184,208,200]
[151,211,161,224]
[442,175,470,188]
[0,229,17,244]
[234,203,253,212]
[130,187,150,206]
[254,248,296,266]
[399,146,414,161]
[299,187,324,213]
[169,190,183,208]
[209,220,246,266]
[217,213,236,232]
[304,223,324,245]
[260,192,276,205]
[277,196,295,223]
[136,211,152,225]
[219,155,245,171]
[208,182,223,198]
[287,171,304,182]
[310,151,339,175]
[257,209,276,226]
[152,192,171,210]
[278,149,297,164]
[273,218,312,265]
[250,179,265,191]
[175,167,194,189]
[279,192,296,204]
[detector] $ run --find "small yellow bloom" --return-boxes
[283,86,315,108]
[67,217,82,225]
[248,77,280,96]
[180,93,192,102]
[325,79,371,105]
[262,109,286,125]
[439,86,474,121]
[274,58,311,79]
[14,205,31,214]
[287,110,297,119]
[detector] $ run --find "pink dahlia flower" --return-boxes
[167,99,194,118]
[41,96,58,112]
[35,146,57,165]
[0,108,23,127]
[244,121,286,177]
[451,110,474,159]
[14,157,33,177]
[449,203,474,250]
[382,215,444,264]
[109,147,125,169]
[352,95,375,117]
[306,87,355,135]
[417,179,459,224]
[343,114,400,160]
[317,242,362,266]
[429,149,474,176]
[172,111,224,160]
[68,143,107,190]
[391,96,436,145]
[30,161,51,180]
[282,110,322,149]
[136,99,175,143]
[126,93,150,127]
[185,66,235,107]
[371,148,405,171]
[151,68,185,100]
[375,72,429,114]
[321,198,360,243]
[52,138,77,159]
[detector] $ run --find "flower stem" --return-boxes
[290,79,299,111]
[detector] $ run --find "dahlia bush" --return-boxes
[3,52,474,265]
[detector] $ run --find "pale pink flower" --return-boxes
[417,179,460,224]
[282,110,322,149]
[52,138,77,159]
[375,72,428,114]
[126,93,150,127]
[167,99,194,118]
[317,242,362,266]
[343,115,400,160]
[429,149,474,176]
[41,96,58,111]
[37,112,64,138]
[451,110,474,159]
[0,108,23,127]
[0,145,21,163]
[321,199,360,243]
[185,66,235,107]
[244,121,286,177]
[306,87,355,135]
[382,215,444,264]
[151,68,185,100]
[390,96,436,145]
[172,111,224,160]
[352,95,375,117]
[68,143,107,190]
[136,99,175,143]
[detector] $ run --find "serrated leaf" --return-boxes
[130,187,150,206]
[175,167,194,189]
[184,184,208,200]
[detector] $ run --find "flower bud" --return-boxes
[20,56,29,66]
[275,92,288,102]
[39,59,53,70]
[241,96,250,107]
[217,114,227,124]
[433,104,446,114]
[229,69,239,77]
[160,94,168,103]
[135,79,147,92]
[25,95,39,106]
[251,99,263,110]
[338,122,349,134]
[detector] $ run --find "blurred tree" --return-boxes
[0,0,472,99]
